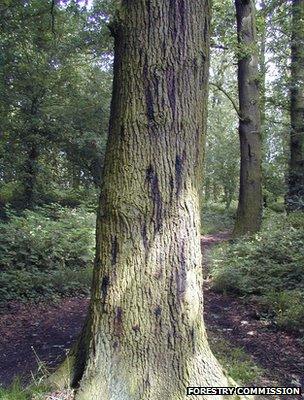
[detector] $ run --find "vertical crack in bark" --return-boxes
[146,164,163,233]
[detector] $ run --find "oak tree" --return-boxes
[52,1,246,399]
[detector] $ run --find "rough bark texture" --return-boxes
[287,0,304,211]
[233,0,263,236]
[54,1,249,399]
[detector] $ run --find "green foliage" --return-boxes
[206,51,239,210]
[260,290,304,332]
[0,206,95,303]
[209,337,263,384]
[0,0,112,210]
[211,212,304,332]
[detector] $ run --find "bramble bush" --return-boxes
[211,211,304,333]
[0,205,95,303]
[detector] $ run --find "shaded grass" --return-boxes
[209,335,263,384]
[0,379,50,400]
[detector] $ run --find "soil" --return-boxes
[0,232,303,399]
[0,298,88,387]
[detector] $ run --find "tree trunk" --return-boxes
[287,0,304,211]
[259,1,267,135]
[233,0,263,236]
[22,143,39,209]
[52,1,248,399]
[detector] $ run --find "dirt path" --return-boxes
[0,232,303,399]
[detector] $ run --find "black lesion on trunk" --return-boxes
[169,175,174,203]
[248,143,252,160]
[100,275,110,312]
[175,151,186,196]
[143,61,154,123]
[146,164,163,233]
[141,222,149,251]
[154,306,162,331]
[132,324,140,333]
[176,240,187,301]
[111,235,119,266]
[190,326,195,353]
[154,305,162,317]
[101,275,110,299]
[114,307,123,336]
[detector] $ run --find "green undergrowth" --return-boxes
[0,205,95,304]
[209,336,263,384]
[202,202,236,234]
[211,211,304,333]
[0,379,50,400]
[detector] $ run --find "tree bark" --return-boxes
[52,1,248,399]
[259,1,267,137]
[287,0,304,211]
[233,0,263,236]
[22,143,39,209]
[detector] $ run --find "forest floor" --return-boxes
[0,232,303,399]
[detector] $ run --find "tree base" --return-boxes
[47,353,254,400]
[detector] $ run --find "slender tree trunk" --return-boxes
[22,143,39,209]
[51,1,249,399]
[259,1,268,207]
[287,0,304,211]
[259,1,267,135]
[233,0,263,236]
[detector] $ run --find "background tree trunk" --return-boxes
[59,1,242,399]
[233,0,263,236]
[259,0,267,135]
[287,0,304,211]
[22,143,39,209]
